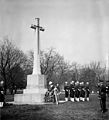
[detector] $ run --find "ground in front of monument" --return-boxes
[1,94,109,120]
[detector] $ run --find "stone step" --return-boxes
[14,93,46,104]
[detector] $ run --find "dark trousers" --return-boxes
[70,90,74,98]
[100,98,106,112]
[65,91,69,98]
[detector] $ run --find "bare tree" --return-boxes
[0,39,26,94]
[40,48,65,84]
[89,61,106,82]
[26,48,70,85]
[9,64,26,94]
[70,62,81,81]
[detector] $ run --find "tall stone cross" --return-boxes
[14,18,47,104]
[31,18,44,75]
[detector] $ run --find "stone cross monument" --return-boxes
[14,18,47,104]
[31,18,44,75]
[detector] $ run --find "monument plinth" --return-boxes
[14,18,47,104]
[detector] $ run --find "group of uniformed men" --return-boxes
[45,80,90,104]
[64,81,90,102]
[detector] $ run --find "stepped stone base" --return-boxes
[14,74,47,104]
[14,93,45,104]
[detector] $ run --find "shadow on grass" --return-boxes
[1,104,45,120]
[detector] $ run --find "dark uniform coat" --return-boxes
[75,86,80,98]
[98,85,107,113]
[85,86,90,97]
[69,84,75,98]
[80,87,85,98]
[0,91,4,102]
[64,85,69,98]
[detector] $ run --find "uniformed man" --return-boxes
[106,85,109,97]
[98,81,107,113]
[85,82,90,101]
[64,81,69,101]
[69,81,75,102]
[0,91,4,107]
[45,81,52,102]
[48,81,54,92]
[106,81,109,97]
[0,81,5,107]
[80,82,85,101]
[74,81,80,102]
[0,81,4,92]
[46,81,54,102]
[79,82,82,101]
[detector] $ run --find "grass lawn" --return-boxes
[1,94,109,120]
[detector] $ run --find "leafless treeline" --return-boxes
[0,39,107,94]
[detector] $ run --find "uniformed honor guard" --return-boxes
[0,81,5,107]
[69,81,75,102]
[106,81,109,97]
[64,81,69,101]
[0,91,4,107]
[106,85,109,97]
[85,82,90,101]
[98,81,108,113]
[48,81,54,92]
[48,81,55,102]
[79,82,82,101]
[80,82,85,101]
[75,81,80,102]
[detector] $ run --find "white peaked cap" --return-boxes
[86,82,89,84]
[81,82,84,84]
[76,81,79,84]
[71,81,74,84]
[0,81,4,84]
[80,82,82,85]
[49,81,52,85]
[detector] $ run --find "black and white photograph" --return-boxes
[0,0,109,120]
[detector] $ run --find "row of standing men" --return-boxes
[45,81,90,103]
[64,81,90,102]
